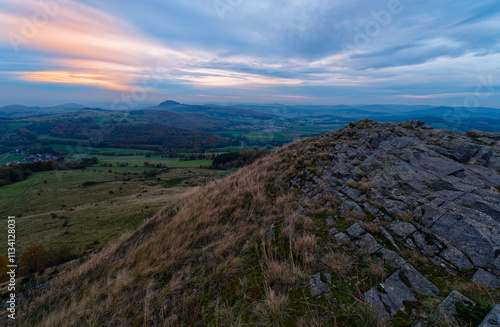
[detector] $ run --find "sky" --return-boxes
[0,0,499,108]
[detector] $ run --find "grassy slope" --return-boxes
[14,149,298,326]
[11,142,376,326]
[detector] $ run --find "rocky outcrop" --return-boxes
[289,120,500,321]
[290,120,500,276]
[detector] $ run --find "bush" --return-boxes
[0,254,9,282]
[19,246,49,276]
[48,246,75,267]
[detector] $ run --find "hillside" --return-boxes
[8,120,500,326]
[153,101,276,120]
[24,119,229,150]
[128,110,233,131]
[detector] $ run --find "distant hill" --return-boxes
[49,103,87,111]
[44,119,229,150]
[0,103,87,117]
[129,109,234,131]
[148,100,277,120]
[0,105,42,117]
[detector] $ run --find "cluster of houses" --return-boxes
[3,150,59,167]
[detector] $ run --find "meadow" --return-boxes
[0,165,230,257]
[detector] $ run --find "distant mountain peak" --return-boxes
[159,100,181,107]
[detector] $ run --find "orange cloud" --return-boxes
[18,71,133,91]
[0,0,303,91]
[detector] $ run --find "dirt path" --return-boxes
[0,153,10,163]
[13,186,192,221]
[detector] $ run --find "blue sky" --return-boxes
[0,0,499,108]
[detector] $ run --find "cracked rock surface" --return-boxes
[294,120,500,321]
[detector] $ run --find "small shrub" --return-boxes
[48,246,75,266]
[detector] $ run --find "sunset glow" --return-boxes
[0,0,499,106]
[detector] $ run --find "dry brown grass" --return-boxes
[322,252,354,277]
[254,288,289,326]
[344,210,368,223]
[406,249,431,265]
[318,153,329,161]
[456,281,500,307]
[293,234,317,252]
[281,211,315,240]
[264,260,305,286]
[396,211,414,222]
[322,193,341,209]
[361,221,379,233]
[346,180,375,193]
[368,262,386,280]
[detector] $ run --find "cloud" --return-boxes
[0,0,304,92]
[0,0,499,106]
[17,71,134,91]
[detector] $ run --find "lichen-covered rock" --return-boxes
[346,223,364,238]
[479,304,500,327]
[380,272,417,316]
[354,233,381,254]
[438,291,475,318]
[439,245,473,271]
[334,232,351,246]
[308,273,331,297]
[388,220,416,238]
[400,263,439,296]
[374,248,406,268]
[472,268,500,289]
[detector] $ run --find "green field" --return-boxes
[92,156,213,168]
[0,152,24,166]
[0,166,231,257]
[47,144,154,154]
